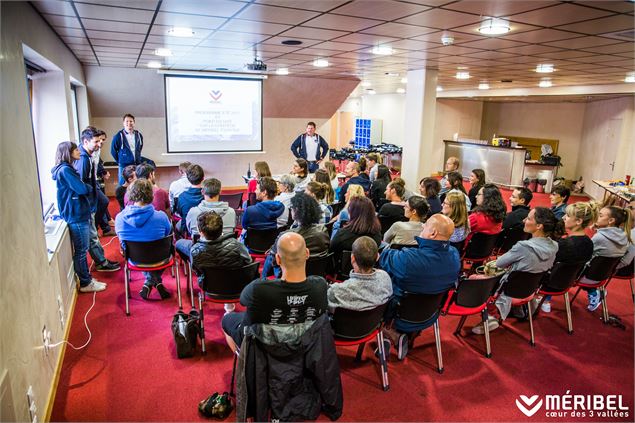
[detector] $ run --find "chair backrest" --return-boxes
[124,234,173,264]
[464,232,500,260]
[544,261,586,291]
[396,291,448,324]
[503,271,546,298]
[325,221,335,237]
[496,227,530,253]
[331,303,388,339]
[340,250,353,277]
[199,261,260,298]
[390,243,416,250]
[615,258,634,278]
[378,215,407,235]
[454,274,503,308]
[245,227,280,254]
[582,256,622,281]
[330,202,344,217]
[306,253,334,277]
[219,192,243,210]
[450,240,466,256]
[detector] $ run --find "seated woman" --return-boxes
[383,195,430,245]
[442,171,471,210]
[291,158,311,192]
[468,168,485,211]
[370,164,391,209]
[466,183,505,243]
[539,202,596,313]
[472,207,559,334]
[243,161,271,208]
[313,169,336,205]
[323,161,340,196]
[305,181,332,224]
[330,196,382,271]
[330,184,365,239]
[442,191,470,244]
[261,192,330,278]
[419,177,442,216]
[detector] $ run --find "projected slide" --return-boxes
[164,75,262,153]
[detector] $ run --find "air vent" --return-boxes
[601,29,634,41]
[500,79,513,83]
[281,40,303,45]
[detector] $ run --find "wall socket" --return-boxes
[41,326,51,355]
[26,385,36,422]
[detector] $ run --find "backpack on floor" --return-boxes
[171,309,201,358]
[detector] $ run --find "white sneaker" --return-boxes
[224,303,236,315]
[91,279,107,288]
[79,280,107,293]
[541,301,551,313]
[472,316,500,335]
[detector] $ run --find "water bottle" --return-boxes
[246,163,251,179]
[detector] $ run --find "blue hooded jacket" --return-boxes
[51,162,92,224]
[379,236,461,298]
[242,200,285,230]
[115,204,171,248]
[73,144,98,211]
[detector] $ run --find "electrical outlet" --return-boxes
[26,385,36,422]
[41,326,50,355]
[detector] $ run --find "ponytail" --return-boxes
[607,206,632,243]
[553,219,566,239]
[306,181,328,202]
[565,202,598,229]
[534,207,560,240]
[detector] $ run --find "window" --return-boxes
[70,84,80,142]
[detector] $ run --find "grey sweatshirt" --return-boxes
[591,227,629,259]
[327,269,393,313]
[186,200,236,236]
[496,236,559,274]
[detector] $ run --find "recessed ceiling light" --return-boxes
[361,81,371,87]
[367,89,376,95]
[372,45,394,55]
[478,18,511,35]
[436,86,443,92]
[147,61,162,69]
[456,71,470,80]
[276,68,289,75]
[385,72,399,77]
[281,39,303,46]
[539,79,552,88]
[457,66,469,70]
[167,27,194,37]
[535,64,554,73]
[396,88,406,94]
[154,48,172,57]
[313,58,329,67]
[401,77,407,84]
[478,83,490,90]
[625,72,635,83]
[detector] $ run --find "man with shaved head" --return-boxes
[379,214,461,360]
[221,232,329,352]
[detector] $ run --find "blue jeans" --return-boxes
[261,254,281,278]
[175,239,192,263]
[143,270,164,285]
[68,220,92,287]
[88,213,107,265]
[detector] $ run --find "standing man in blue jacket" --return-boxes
[290,121,329,173]
[111,113,144,185]
[75,128,120,272]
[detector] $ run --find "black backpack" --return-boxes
[171,310,202,358]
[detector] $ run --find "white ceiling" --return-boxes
[31,0,635,94]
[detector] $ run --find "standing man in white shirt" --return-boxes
[168,161,192,209]
[290,121,329,173]
[111,113,144,185]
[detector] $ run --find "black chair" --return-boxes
[494,227,530,255]
[441,274,503,358]
[572,256,622,324]
[462,232,500,271]
[450,240,466,256]
[327,250,353,282]
[609,258,634,304]
[535,261,586,334]
[123,234,182,316]
[244,227,280,256]
[394,291,448,373]
[306,253,334,277]
[332,303,390,391]
[330,202,345,218]
[219,192,243,210]
[198,261,260,304]
[325,221,335,237]
[500,271,547,346]
[378,215,408,236]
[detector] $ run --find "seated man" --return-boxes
[503,187,532,231]
[188,211,252,314]
[186,178,236,237]
[379,214,461,360]
[124,163,171,218]
[327,236,392,313]
[168,161,191,209]
[378,180,406,220]
[115,179,173,300]
[338,161,371,202]
[550,185,570,220]
[221,232,329,352]
[175,164,205,232]
[241,176,285,233]
[115,165,136,211]
[274,174,296,228]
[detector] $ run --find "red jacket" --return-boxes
[466,212,502,243]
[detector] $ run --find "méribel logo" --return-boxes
[516,395,544,417]
[209,90,222,101]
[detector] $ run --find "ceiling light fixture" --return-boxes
[396,88,406,94]
[478,17,511,36]
[436,86,443,92]
[539,79,552,88]
[361,81,372,87]
[385,72,399,77]
[478,83,490,90]
[276,68,289,75]
[313,58,329,67]
[147,61,162,69]
[281,40,303,46]
[456,71,470,80]
[154,48,172,57]
[367,89,376,95]
[401,77,407,84]
[167,27,194,37]
[535,64,554,73]
[372,45,394,55]
[625,72,635,83]
[441,35,454,46]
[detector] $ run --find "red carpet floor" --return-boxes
[50,189,633,422]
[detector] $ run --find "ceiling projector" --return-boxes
[245,59,267,72]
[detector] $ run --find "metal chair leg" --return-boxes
[527,300,536,347]
[124,264,130,316]
[198,292,206,355]
[354,342,365,362]
[188,261,194,308]
[229,353,238,398]
[629,279,634,304]
[175,262,182,309]
[433,320,444,374]
[482,309,492,358]
[570,286,582,304]
[600,287,609,323]
[454,315,468,336]
[376,331,389,391]
[564,292,573,334]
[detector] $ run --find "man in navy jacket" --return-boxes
[379,214,460,360]
[290,121,329,173]
[338,161,371,202]
[111,113,144,185]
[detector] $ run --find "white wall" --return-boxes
[359,93,406,145]
[1,2,87,421]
